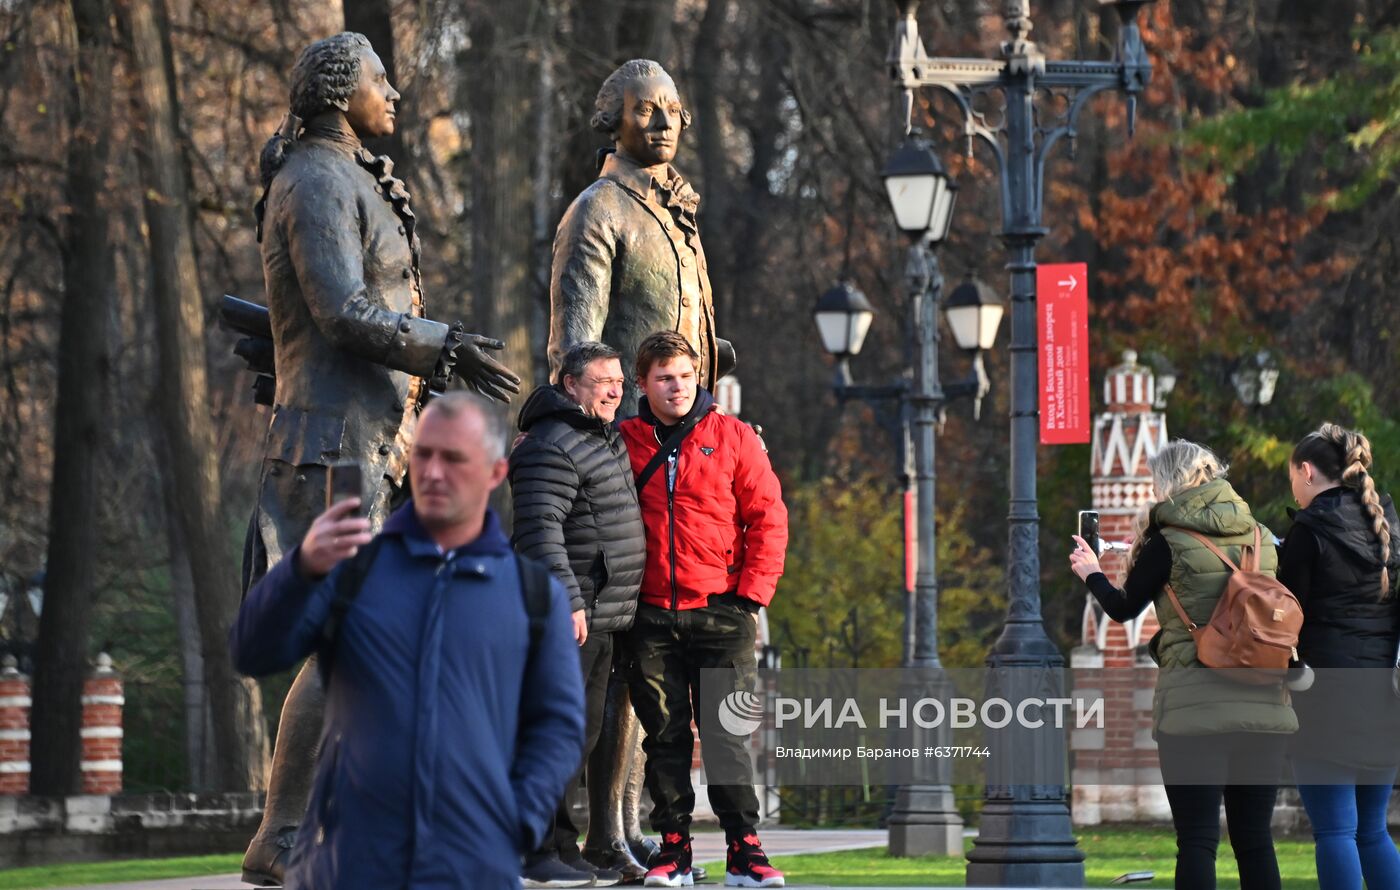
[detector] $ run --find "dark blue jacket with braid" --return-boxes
[507,384,645,633]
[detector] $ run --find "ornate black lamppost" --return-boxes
[814,132,1004,856]
[885,0,1155,884]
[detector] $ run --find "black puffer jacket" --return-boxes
[1286,486,1400,667]
[1281,485,1400,768]
[507,385,645,633]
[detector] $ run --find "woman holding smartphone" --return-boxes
[1069,440,1294,890]
[1280,423,1400,890]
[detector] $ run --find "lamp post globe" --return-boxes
[813,281,876,358]
[881,134,958,244]
[944,274,1004,352]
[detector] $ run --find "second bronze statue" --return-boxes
[548,58,733,885]
[549,58,735,419]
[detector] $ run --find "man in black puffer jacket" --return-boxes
[510,340,646,889]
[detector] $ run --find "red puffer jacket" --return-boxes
[620,393,787,610]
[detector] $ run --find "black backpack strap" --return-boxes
[318,536,384,680]
[635,415,701,493]
[515,553,553,653]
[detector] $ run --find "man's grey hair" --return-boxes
[557,341,623,386]
[590,58,692,136]
[421,391,509,460]
[289,32,371,122]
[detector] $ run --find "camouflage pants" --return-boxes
[626,600,760,835]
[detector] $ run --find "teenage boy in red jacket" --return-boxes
[619,331,788,889]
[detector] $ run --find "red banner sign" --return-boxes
[1037,262,1090,444]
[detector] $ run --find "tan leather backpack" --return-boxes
[1164,526,1303,684]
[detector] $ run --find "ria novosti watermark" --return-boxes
[699,667,1099,785]
[697,667,1395,786]
[733,692,1103,731]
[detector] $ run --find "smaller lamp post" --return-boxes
[813,134,1002,856]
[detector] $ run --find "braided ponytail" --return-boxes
[1340,429,1391,599]
[1296,423,1393,599]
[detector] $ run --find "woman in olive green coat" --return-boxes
[1070,440,1295,890]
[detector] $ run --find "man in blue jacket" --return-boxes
[230,392,585,890]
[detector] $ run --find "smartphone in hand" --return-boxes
[1077,510,1101,557]
[325,460,364,515]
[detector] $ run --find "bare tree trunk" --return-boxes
[343,0,403,161]
[691,0,730,328]
[556,0,676,205]
[617,0,676,65]
[29,0,117,796]
[463,3,539,387]
[558,0,621,203]
[164,484,210,790]
[529,1,559,383]
[121,0,268,793]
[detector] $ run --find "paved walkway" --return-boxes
[46,829,901,890]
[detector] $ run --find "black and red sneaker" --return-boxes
[725,831,785,888]
[643,830,693,887]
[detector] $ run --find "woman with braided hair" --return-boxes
[1281,423,1400,890]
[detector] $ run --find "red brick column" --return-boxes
[0,655,31,795]
[80,653,122,795]
[1072,350,1169,824]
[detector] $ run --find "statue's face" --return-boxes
[345,48,400,139]
[616,76,683,167]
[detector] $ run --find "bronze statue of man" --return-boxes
[548,58,733,418]
[548,59,731,880]
[239,32,519,885]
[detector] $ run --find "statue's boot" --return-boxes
[241,657,325,887]
[621,732,658,867]
[582,675,647,882]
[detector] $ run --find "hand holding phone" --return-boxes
[299,497,372,578]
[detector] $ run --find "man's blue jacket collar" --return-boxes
[382,502,511,558]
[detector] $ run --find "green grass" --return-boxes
[695,828,1325,888]
[0,854,241,889]
[0,829,1330,888]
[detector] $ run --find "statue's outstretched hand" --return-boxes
[430,323,522,403]
[455,332,521,403]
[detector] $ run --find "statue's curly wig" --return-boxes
[591,59,691,137]
[259,32,370,189]
[290,32,371,121]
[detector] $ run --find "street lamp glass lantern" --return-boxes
[882,136,958,243]
[944,274,1004,351]
[814,281,876,357]
[1231,350,1280,406]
